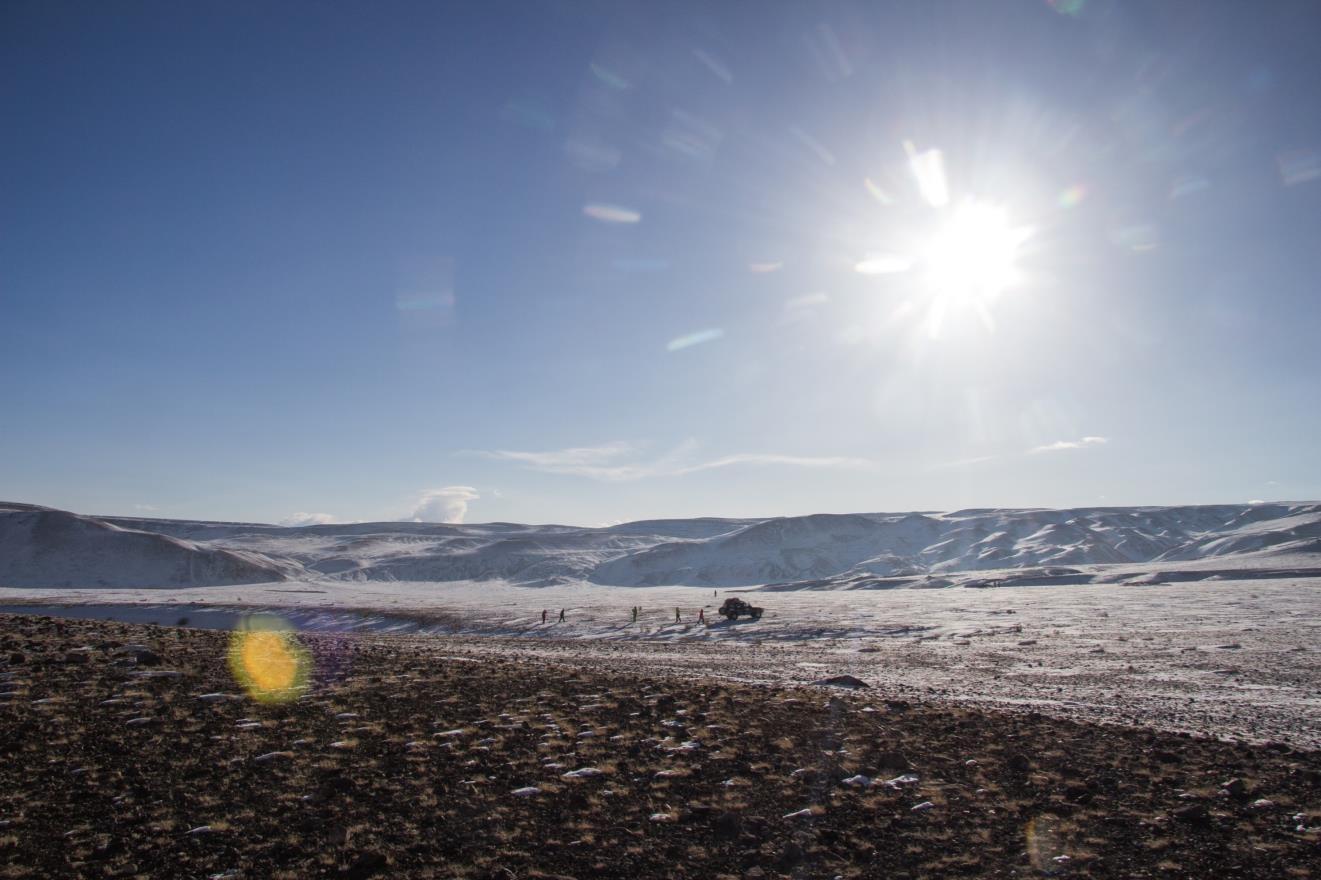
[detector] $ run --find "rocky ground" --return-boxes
[0,613,1317,879]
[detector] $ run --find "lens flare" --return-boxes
[855,254,913,275]
[905,141,949,208]
[228,615,310,704]
[1057,183,1087,208]
[1025,814,1072,874]
[864,177,895,205]
[667,328,724,351]
[583,203,641,224]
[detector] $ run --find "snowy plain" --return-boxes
[1,500,1318,749]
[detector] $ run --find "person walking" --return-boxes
[675,607,680,623]
[631,606,638,623]
[698,608,705,625]
[541,609,547,624]
[559,608,565,622]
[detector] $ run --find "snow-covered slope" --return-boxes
[0,504,292,588]
[2,500,1319,590]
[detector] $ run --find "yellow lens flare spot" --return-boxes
[228,616,309,703]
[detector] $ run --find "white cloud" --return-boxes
[1030,436,1108,454]
[282,512,337,526]
[472,442,872,482]
[411,487,480,523]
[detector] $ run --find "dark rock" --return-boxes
[1221,778,1246,799]
[777,841,805,870]
[341,850,388,879]
[9,652,25,665]
[64,651,88,664]
[1065,782,1092,803]
[875,750,911,771]
[813,675,869,689]
[134,650,162,666]
[1173,803,1209,823]
[1006,753,1032,772]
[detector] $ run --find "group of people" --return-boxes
[543,606,710,625]
[544,600,718,627]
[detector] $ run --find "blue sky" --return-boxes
[3,0,1320,526]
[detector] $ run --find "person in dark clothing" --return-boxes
[558,608,565,622]
[542,609,547,624]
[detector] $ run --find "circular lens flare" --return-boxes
[228,615,309,703]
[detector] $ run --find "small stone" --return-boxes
[253,751,293,764]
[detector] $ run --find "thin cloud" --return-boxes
[472,442,872,482]
[281,512,337,526]
[675,453,873,475]
[411,487,480,523]
[1030,436,1108,454]
[928,455,996,471]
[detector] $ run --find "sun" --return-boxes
[920,200,1031,305]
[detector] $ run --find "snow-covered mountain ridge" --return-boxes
[3,500,1320,589]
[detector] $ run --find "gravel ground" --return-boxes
[1,613,1318,879]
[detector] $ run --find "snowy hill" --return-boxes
[2,500,1319,590]
[0,503,292,588]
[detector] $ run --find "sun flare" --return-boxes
[920,200,1032,305]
